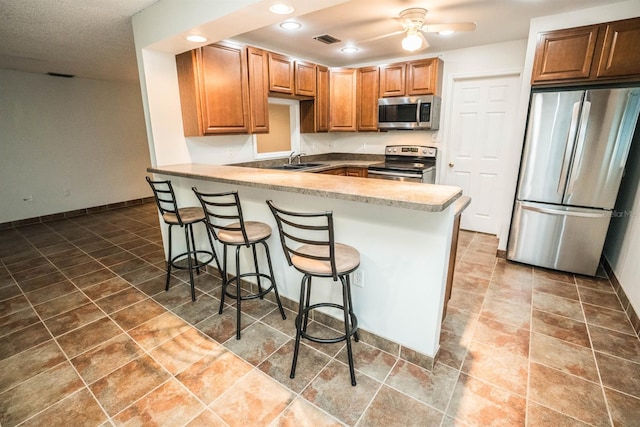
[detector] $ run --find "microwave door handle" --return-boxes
[416,99,422,126]
[558,101,581,194]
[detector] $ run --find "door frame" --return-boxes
[440,69,522,235]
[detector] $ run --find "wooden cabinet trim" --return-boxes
[247,47,269,133]
[329,68,357,132]
[357,66,379,131]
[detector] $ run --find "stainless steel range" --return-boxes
[368,145,437,184]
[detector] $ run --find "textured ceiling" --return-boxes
[0,0,631,82]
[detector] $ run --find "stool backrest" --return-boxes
[146,176,184,225]
[266,200,338,280]
[192,188,250,245]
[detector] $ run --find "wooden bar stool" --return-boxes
[193,188,286,339]
[266,200,360,386]
[146,177,221,301]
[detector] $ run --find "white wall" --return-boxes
[0,69,151,223]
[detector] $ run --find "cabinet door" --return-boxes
[319,167,346,176]
[200,43,250,134]
[268,52,294,94]
[596,17,640,79]
[295,61,317,96]
[329,68,357,132]
[407,58,442,96]
[531,25,599,84]
[345,167,367,178]
[316,66,330,132]
[176,43,250,136]
[247,47,269,133]
[357,66,379,131]
[379,63,406,97]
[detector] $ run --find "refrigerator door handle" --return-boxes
[616,92,640,169]
[521,202,608,218]
[567,100,592,195]
[558,102,581,194]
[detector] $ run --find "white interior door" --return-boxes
[444,74,520,234]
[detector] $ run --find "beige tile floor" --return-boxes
[1,203,639,426]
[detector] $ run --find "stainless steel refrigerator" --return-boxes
[507,87,640,276]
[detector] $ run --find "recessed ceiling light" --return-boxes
[438,30,455,36]
[341,46,359,54]
[280,21,301,30]
[186,35,207,43]
[269,3,294,14]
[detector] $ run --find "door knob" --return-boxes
[448,162,455,167]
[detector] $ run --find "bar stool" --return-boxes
[193,188,286,339]
[146,177,221,301]
[266,200,360,386]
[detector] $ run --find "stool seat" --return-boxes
[218,221,272,244]
[163,207,206,225]
[292,243,360,276]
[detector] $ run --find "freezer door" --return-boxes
[517,90,585,204]
[564,88,640,209]
[507,201,612,276]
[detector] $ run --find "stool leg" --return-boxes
[290,274,308,379]
[346,274,359,342]
[184,226,196,302]
[341,275,357,386]
[302,276,312,333]
[204,225,222,277]
[165,224,173,292]
[251,244,264,298]
[188,223,200,275]
[218,244,229,314]
[235,245,242,339]
[262,241,286,320]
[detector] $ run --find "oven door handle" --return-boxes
[368,170,422,179]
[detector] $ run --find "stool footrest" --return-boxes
[296,302,358,344]
[223,273,276,301]
[170,250,214,271]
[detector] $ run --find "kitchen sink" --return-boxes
[266,162,323,170]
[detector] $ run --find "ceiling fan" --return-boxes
[362,8,476,52]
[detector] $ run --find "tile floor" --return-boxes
[1,203,639,426]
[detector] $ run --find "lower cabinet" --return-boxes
[317,167,367,177]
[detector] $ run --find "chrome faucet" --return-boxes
[288,152,306,164]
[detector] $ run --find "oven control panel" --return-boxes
[385,145,436,158]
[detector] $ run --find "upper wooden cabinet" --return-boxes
[380,58,443,97]
[247,47,269,133]
[329,68,357,132]
[268,52,318,97]
[268,52,294,94]
[357,66,379,131]
[531,25,599,83]
[596,18,640,79]
[532,17,640,85]
[316,65,330,132]
[295,61,317,97]
[379,63,406,97]
[176,42,250,136]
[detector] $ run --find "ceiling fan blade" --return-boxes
[358,29,404,44]
[422,22,476,33]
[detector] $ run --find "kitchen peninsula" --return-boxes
[149,162,463,367]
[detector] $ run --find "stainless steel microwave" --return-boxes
[378,95,441,130]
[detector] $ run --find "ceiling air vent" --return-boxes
[313,34,341,44]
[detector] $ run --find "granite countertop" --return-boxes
[148,163,462,212]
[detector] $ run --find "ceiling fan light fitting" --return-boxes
[402,30,423,51]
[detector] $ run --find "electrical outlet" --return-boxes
[63,188,70,197]
[352,270,364,287]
